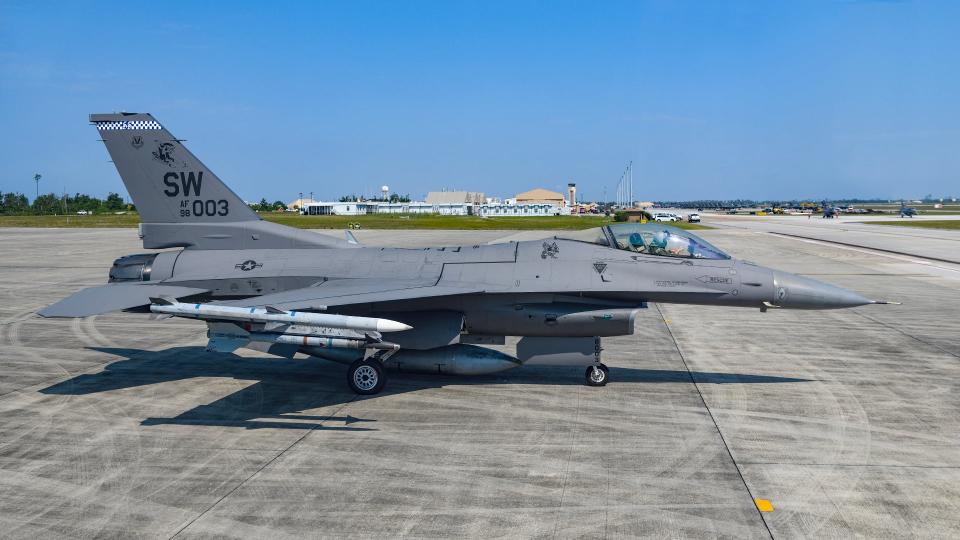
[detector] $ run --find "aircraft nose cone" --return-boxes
[774,272,873,309]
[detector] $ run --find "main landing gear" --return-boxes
[585,364,609,386]
[347,346,399,395]
[347,357,387,395]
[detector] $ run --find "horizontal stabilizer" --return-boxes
[39,284,208,318]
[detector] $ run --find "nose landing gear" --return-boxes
[584,336,608,386]
[585,364,609,386]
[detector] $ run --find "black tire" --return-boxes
[584,364,609,387]
[347,358,386,395]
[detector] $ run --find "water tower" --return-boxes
[381,185,389,200]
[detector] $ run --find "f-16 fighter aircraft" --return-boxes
[40,113,895,395]
[899,202,919,218]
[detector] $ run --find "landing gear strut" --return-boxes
[584,336,608,387]
[585,364,609,387]
[347,358,387,395]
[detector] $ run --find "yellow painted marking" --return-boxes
[664,319,672,324]
[755,499,774,512]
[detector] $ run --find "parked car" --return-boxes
[653,212,680,222]
[687,213,701,223]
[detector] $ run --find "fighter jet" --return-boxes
[899,202,919,218]
[822,201,841,219]
[40,113,895,395]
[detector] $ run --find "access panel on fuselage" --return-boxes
[435,242,518,289]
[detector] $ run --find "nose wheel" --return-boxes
[585,364,609,387]
[347,358,387,395]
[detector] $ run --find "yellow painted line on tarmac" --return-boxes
[755,499,774,512]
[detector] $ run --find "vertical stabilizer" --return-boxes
[91,112,258,224]
[91,113,347,249]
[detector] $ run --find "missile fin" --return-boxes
[264,305,287,314]
[206,335,249,353]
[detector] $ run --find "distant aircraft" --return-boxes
[822,201,840,219]
[899,202,919,218]
[39,113,896,395]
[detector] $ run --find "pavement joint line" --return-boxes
[168,397,359,539]
[550,383,582,540]
[710,217,960,242]
[798,273,928,277]
[766,232,960,268]
[655,303,775,540]
[852,311,960,361]
[739,462,960,468]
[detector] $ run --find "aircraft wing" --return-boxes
[39,283,209,318]
[217,278,484,311]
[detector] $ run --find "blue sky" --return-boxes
[1,1,957,202]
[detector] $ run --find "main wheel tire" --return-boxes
[585,364,609,387]
[347,358,386,395]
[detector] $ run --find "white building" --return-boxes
[300,202,373,215]
[476,202,563,217]
[299,196,566,217]
[300,200,474,216]
[374,202,434,214]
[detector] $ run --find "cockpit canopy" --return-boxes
[558,223,730,260]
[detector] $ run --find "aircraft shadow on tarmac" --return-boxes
[39,346,809,431]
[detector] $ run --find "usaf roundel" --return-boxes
[235,260,263,271]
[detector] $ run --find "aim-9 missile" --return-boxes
[148,298,412,333]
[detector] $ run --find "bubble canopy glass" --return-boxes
[558,223,730,260]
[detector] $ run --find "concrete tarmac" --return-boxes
[709,213,960,263]
[0,225,958,538]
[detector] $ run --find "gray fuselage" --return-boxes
[120,234,866,341]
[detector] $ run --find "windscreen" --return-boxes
[555,227,610,246]
[606,223,729,260]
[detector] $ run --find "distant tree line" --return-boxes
[0,191,131,215]
[250,198,288,212]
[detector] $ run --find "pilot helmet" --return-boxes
[628,232,644,247]
[651,230,668,248]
